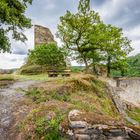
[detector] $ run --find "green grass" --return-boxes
[14,73,67,82]
[127,108,140,123]
[50,91,71,102]
[71,66,84,73]
[14,74,49,81]
[19,74,121,139]
[1,74,50,81]
[20,105,65,140]
[25,75,119,117]
[25,88,47,103]
[0,74,15,81]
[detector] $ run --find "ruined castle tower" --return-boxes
[34,25,55,46]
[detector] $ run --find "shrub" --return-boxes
[27,43,66,70]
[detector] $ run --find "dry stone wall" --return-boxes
[60,110,140,140]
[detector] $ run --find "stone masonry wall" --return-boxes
[60,110,140,140]
[34,25,55,46]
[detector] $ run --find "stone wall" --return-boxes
[112,78,140,107]
[34,25,55,46]
[61,110,140,140]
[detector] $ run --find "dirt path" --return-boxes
[0,80,38,140]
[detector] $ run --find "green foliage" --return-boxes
[26,87,71,103]
[50,91,71,102]
[100,25,132,77]
[34,116,62,140]
[78,0,90,14]
[71,66,84,73]
[111,53,140,77]
[0,0,32,52]
[20,105,63,140]
[128,53,140,67]
[35,117,47,137]
[127,53,140,76]
[15,73,50,81]
[57,0,101,70]
[0,29,10,52]
[44,117,62,140]
[26,88,46,103]
[32,115,62,140]
[57,0,132,76]
[127,108,140,123]
[28,43,66,69]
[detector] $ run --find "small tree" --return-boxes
[28,43,66,69]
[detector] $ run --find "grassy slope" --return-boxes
[0,74,15,87]
[127,107,140,124]
[18,74,122,140]
[2,73,140,138]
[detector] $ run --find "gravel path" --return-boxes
[0,80,38,140]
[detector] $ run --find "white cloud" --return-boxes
[11,27,34,55]
[131,40,140,55]
[0,53,26,69]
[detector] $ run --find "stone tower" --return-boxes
[34,25,55,46]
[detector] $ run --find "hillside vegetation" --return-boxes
[112,53,140,77]
[0,74,15,87]
[19,74,121,139]
[127,53,140,76]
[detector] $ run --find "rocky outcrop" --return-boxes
[34,25,55,46]
[115,78,140,107]
[60,110,140,140]
[107,79,139,125]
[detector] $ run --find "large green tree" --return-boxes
[97,25,132,77]
[57,0,101,71]
[81,23,132,76]
[0,0,32,52]
[57,0,132,76]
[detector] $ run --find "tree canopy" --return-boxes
[57,0,101,71]
[57,0,132,76]
[0,0,32,52]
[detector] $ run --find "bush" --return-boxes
[28,43,66,70]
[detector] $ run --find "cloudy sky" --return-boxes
[1,0,140,69]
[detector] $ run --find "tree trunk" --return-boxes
[83,57,89,73]
[107,56,111,77]
[80,51,89,73]
[93,64,99,76]
[121,70,125,77]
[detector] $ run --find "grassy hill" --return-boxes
[18,74,127,139]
